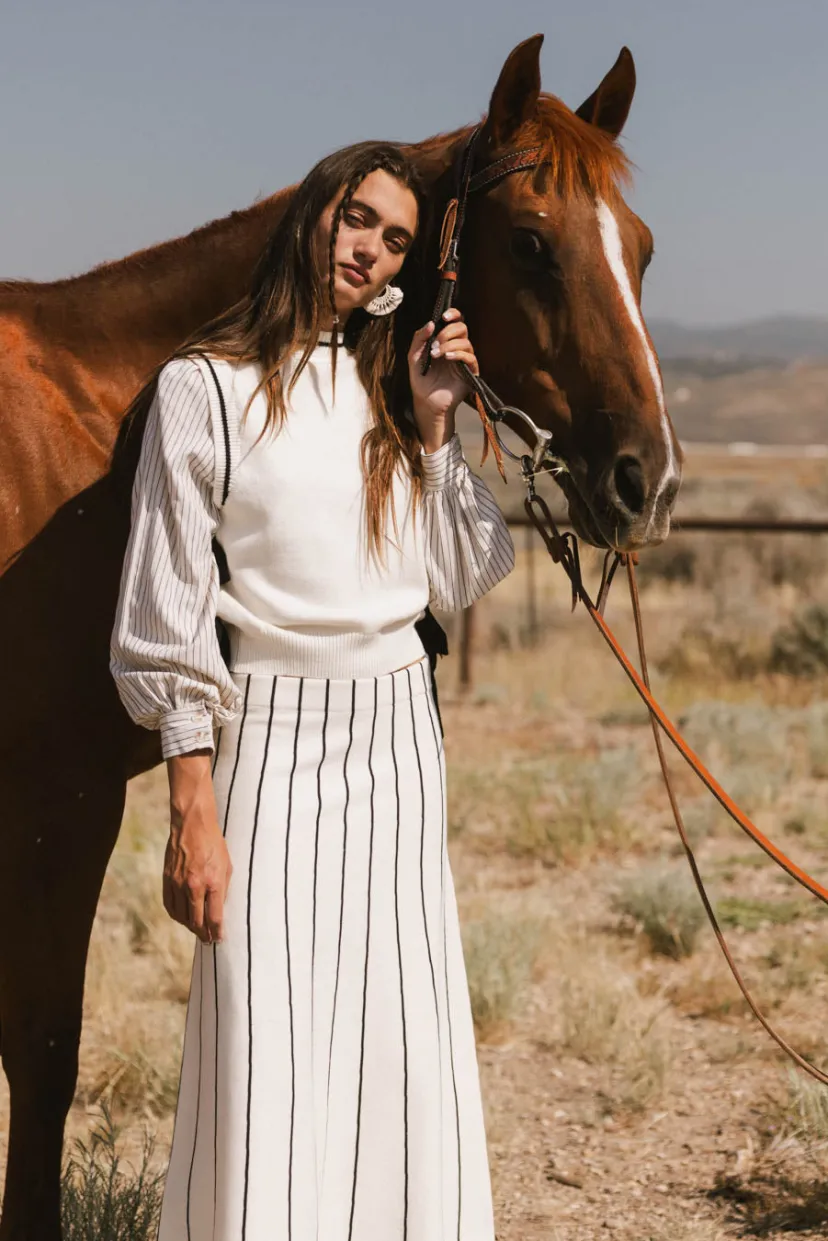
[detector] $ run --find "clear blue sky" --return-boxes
[1,0,826,326]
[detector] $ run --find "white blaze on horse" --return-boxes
[0,35,679,1239]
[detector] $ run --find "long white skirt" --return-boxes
[158,658,495,1241]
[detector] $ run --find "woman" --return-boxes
[111,139,514,1241]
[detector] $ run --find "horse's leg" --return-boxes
[0,760,126,1241]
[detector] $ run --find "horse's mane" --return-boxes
[415,95,630,203]
[531,93,631,199]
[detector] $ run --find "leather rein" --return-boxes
[426,127,828,1086]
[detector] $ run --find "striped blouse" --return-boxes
[110,344,515,759]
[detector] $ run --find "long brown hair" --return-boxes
[124,141,429,554]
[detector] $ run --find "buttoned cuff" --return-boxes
[160,705,216,759]
[420,434,466,491]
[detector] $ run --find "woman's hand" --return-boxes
[164,753,232,944]
[408,308,479,455]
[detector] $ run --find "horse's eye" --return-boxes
[510,228,551,271]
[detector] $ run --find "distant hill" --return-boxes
[662,360,828,445]
[457,317,828,452]
[649,315,828,364]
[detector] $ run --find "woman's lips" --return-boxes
[340,264,368,287]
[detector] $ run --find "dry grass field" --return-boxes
[2,446,828,1239]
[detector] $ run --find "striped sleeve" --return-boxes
[110,357,243,758]
[420,433,515,612]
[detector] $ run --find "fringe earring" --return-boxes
[365,284,404,316]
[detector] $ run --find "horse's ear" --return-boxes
[575,47,636,139]
[483,34,544,147]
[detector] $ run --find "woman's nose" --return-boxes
[353,230,381,264]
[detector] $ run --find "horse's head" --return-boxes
[459,35,681,550]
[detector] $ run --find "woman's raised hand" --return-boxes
[164,754,232,944]
[408,308,480,455]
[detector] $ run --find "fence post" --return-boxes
[459,604,475,691]
[525,522,538,646]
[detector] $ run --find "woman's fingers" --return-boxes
[408,320,436,365]
[447,351,479,376]
[430,318,473,355]
[204,885,226,944]
[162,873,176,921]
[187,879,207,940]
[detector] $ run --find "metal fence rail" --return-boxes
[506,514,828,534]
[453,512,828,690]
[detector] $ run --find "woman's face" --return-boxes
[316,170,419,322]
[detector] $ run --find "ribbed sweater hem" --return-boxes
[229,624,427,679]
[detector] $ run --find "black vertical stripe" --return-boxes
[213,677,250,1231]
[220,676,251,844]
[405,668,443,1086]
[185,948,205,1240]
[347,679,379,1241]
[419,662,462,1240]
[323,682,357,1177]
[200,354,232,506]
[311,682,331,1044]
[241,677,278,1241]
[390,676,410,1237]
[187,710,228,1238]
[284,681,304,1241]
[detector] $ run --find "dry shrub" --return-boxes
[463,914,545,1041]
[613,863,705,959]
[657,623,768,681]
[554,938,670,1113]
[784,1069,828,1143]
[805,703,828,777]
[636,542,697,585]
[61,1105,164,1241]
[79,799,192,1120]
[765,930,828,992]
[771,605,828,676]
[717,896,803,932]
[712,1072,828,1235]
[675,700,809,813]
[666,960,748,1021]
[642,1217,728,1241]
[448,748,640,864]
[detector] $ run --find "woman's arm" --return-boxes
[408,311,516,611]
[111,357,241,940]
[110,358,242,756]
[165,753,231,944]
[420,437,515,611]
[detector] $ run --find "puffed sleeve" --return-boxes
[110,357,243,758]
[421,432,515,611]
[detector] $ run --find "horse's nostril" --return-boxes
[613,456,646,516]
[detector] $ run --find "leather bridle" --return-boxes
[426,126,828,1086]
[422,125,559,476]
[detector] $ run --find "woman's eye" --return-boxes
[510,228,552,272]
[344,210,364,228]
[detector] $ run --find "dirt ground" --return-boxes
[2,449,828,1240]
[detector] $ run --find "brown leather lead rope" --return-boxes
[525,490,828,1085]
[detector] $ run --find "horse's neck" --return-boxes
[2,189,291,395]
[3,129,462,402]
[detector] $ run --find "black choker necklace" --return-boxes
[316,329,345,347]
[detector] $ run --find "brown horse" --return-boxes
[0,35,680,1240]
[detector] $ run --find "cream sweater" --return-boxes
[111,337,514,757]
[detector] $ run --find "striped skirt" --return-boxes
[158,658,495,1241]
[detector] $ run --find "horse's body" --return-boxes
[0,37,680,1239]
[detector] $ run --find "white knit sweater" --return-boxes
[111,337,514,758]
